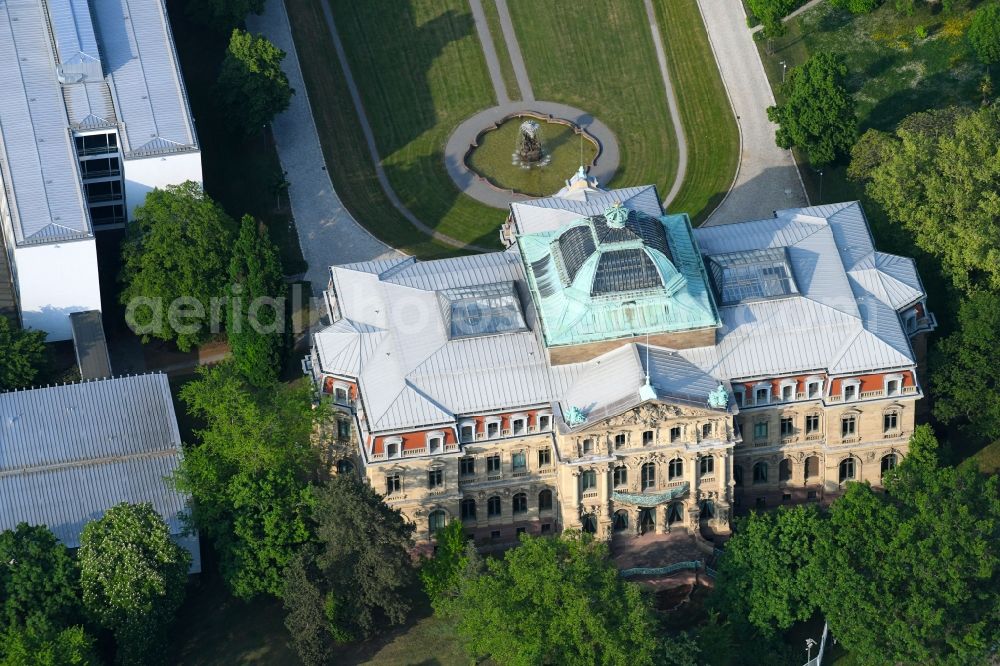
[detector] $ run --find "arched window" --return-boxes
[641,463,656,490]
[700,499,715,518]
[613,509,629,531]
[805,455,819,481]
[487,496,501,517]
[581,470,597,492]
[667,501,684,525]
[753,461,768,484]
[460,498,477,521]
[668,457,684,480]
[335,459,354,475]
[733,464,743,486]
[839,457,856,483]
[881,453,898,478]
[512,492,527,514]
[538,489,553,512]
[779,459,791,482]
[581,513,597,533]
[613,465,628,487]
[429,510,447,534]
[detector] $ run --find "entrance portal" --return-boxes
[639,507,656,535]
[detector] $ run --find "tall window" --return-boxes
[753,462,768,484]
[881,453,898,477]
[487,496,501,517]
[843,383,857,401]
[781,384,794,401]
[755,387,769,405]
[386,441,400,458]
[701,423,712,440]
[841,415,857,437]
[538,489,553,511]
[613,465,628,487]
[537,448,551,467]
[839,457,856,482]
[807,381,821,399]
[779,459,791,482]
[780,417,794,437]
[538,414,552,431]
[581,470,597,492]
[337,419,351,440]
[512,451,527,471]
[427,469,443,489]
[641,463,656,490]
[670,426,681,443]
[734,389,744,407]
[753,421,768,441]
[886,378,901,396]
[668,458,684,480]
[883,411,898,433]
[805,456,819,481]
[512,418,526,435]
[642,430,654,446]
[460,457,475,476]
[487,454,501,474]
[460,424,475,442]
[460,498,476,521]
[581,514,597,533]
[428,436,443,454]
[806,413,820,434]
[429,510,446,534]
[734,465,743,486]
[582,438,593,455]
[487,421,500,438]
[699,456,714,476]
[334,387,349,405]
[615,433,627,449]
[385,474,401,495]
[512,493,527,514]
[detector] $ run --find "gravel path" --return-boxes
[696,0,807,225]
[644,0,688,208]
[469,0,509,104]
[494,0,534,101]
[247,0,401,291]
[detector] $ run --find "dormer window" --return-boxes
[538,413,552,431]
[885,375,902,397]
[486,420,500,439]
[842,379,861,402]
[734,388,744,407]
[385,437,402,459]
[332,383,350,405]
[459,422,475,443]
[512,416,526,436]
[427,431,444,454]
[755,386,770,405]
[807,377,822,399]
[780,381,795,402]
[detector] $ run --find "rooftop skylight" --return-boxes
[707,247,799,306]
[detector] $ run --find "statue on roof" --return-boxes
[565,405,587,426]
[707,384,729,409]
[604,200,629,228]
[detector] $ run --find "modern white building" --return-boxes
[0,0,201,340]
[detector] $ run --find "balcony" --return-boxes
[611,482,689,505]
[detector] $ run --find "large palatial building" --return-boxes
[307,171,934,545]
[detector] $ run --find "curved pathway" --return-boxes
[247,0,401,292]
[695,0,807,226]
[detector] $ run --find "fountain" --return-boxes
[512,119,551,168]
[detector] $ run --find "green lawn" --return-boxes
[970,440,1000,475]
[506,0,679,200]
[653,0,740,224]
[284,0,466,258]
[327,0,506,249]
[482,0,521,101]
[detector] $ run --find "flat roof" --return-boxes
[70,310,112,379]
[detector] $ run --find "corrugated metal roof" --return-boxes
[510,185,662,236]
[0,0,92,243]
[62,80,118,128]
[0,374,199,570]
[91,0,198,157]
[45,0,104,82]
[69,310,112,379]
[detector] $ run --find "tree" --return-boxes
[186,0,264,33]
[931,291,1000,441]
[815,426,1000,665]
[969,2,1000,66]
[119,182,236,351]
[419,519,470,612]
[227,215,286,387]
[767,53,857,166]
[0,524,81,633]
[78,503,190,666]
[216,30,293,136]
[446,531,657,666]
[0,624,100,666]
[747,0,798,38]
[175,364,320,598]
[0,318,46,391]
[829,0,880,14]
[281,475,415,662]
[714,505,824,633]
[849,105,1000,291]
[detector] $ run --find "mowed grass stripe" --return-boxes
[506,0,679,199]
[330,0,506,249]
[653,0,739,225]
[482,0,521,101]
[285,0,463,258]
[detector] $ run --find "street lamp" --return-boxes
[814,169,824,203]
[780,60,787,83]
[806,638,817,663]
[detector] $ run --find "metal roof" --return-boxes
[0,0,92,244]
[45,0,104,82]
[69,310,112,379]
[0,374,200,571]
[707,247,799,305]
[510,184,663,236]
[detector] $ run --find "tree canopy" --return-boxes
[969,2,1000,66]
[78,503,190,666]
[445,531,657,666]
[0,624,99,666]
[829,0,880,13]
[0,524,80,634]
[0,318,46,391]
[767,52,857,166]
[119,181,236,351]
[217,30,293,136]
[419,519,469,613]
[850,105,1000,291]
[176,364,320,598]
[186,0,264,33]
[747,0,799,38]
[227,215,286,387]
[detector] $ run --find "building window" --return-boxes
[516,527,526,536]
[460,498,476,521]
[699,456,714,476]
[512,418,526,435]
[843,382,858,402]
[512,451,527,472]
[427,469,443,489]
[337,420,351,440]
[490,530,501,539]
[806,413,820,434]
[512,493,527,514]
[614,433,626,449]
[581,470,597,492]
[753,421,768,441]
[839,457,856,483]
[779,459,791,482]
[841,415,857,438]
[642,430,654,446]
[734,465,743,486]
[334,387,349,405]
[386,439,400,458]
[428,435,443,454]
[613,465,628,487]
[780,417,794,437]
[701,423,712,440]
[805,456,819,481]
[753,462,768,484]
[541,523,551,533]
[538,414,552,431]
[429,510,447,534]
[781,383,794,401]
[538,489,553,511]
[582,438,593,455]
[883,411,899,433]
[460,456,475,476]
[734,389,744,407]
[807,380,821,399]
[807,489,818,500]
[755,387,769,405]
[487,496,501,517]
[886,378,901,397]
[487,454,501,474]
[487,421,500,438]
[668,457,683,480]
[460,424,475,442]
[641,463,656,490]
[881,453,898,477]
[538,448,551,467]
[385,474,401,495]
[670,426,681,443]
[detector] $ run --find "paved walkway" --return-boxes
[494,0,534,101]
[469,0,509,105]
[696,0,807,226]
[247,0,401,291]
[644,0,688,207]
